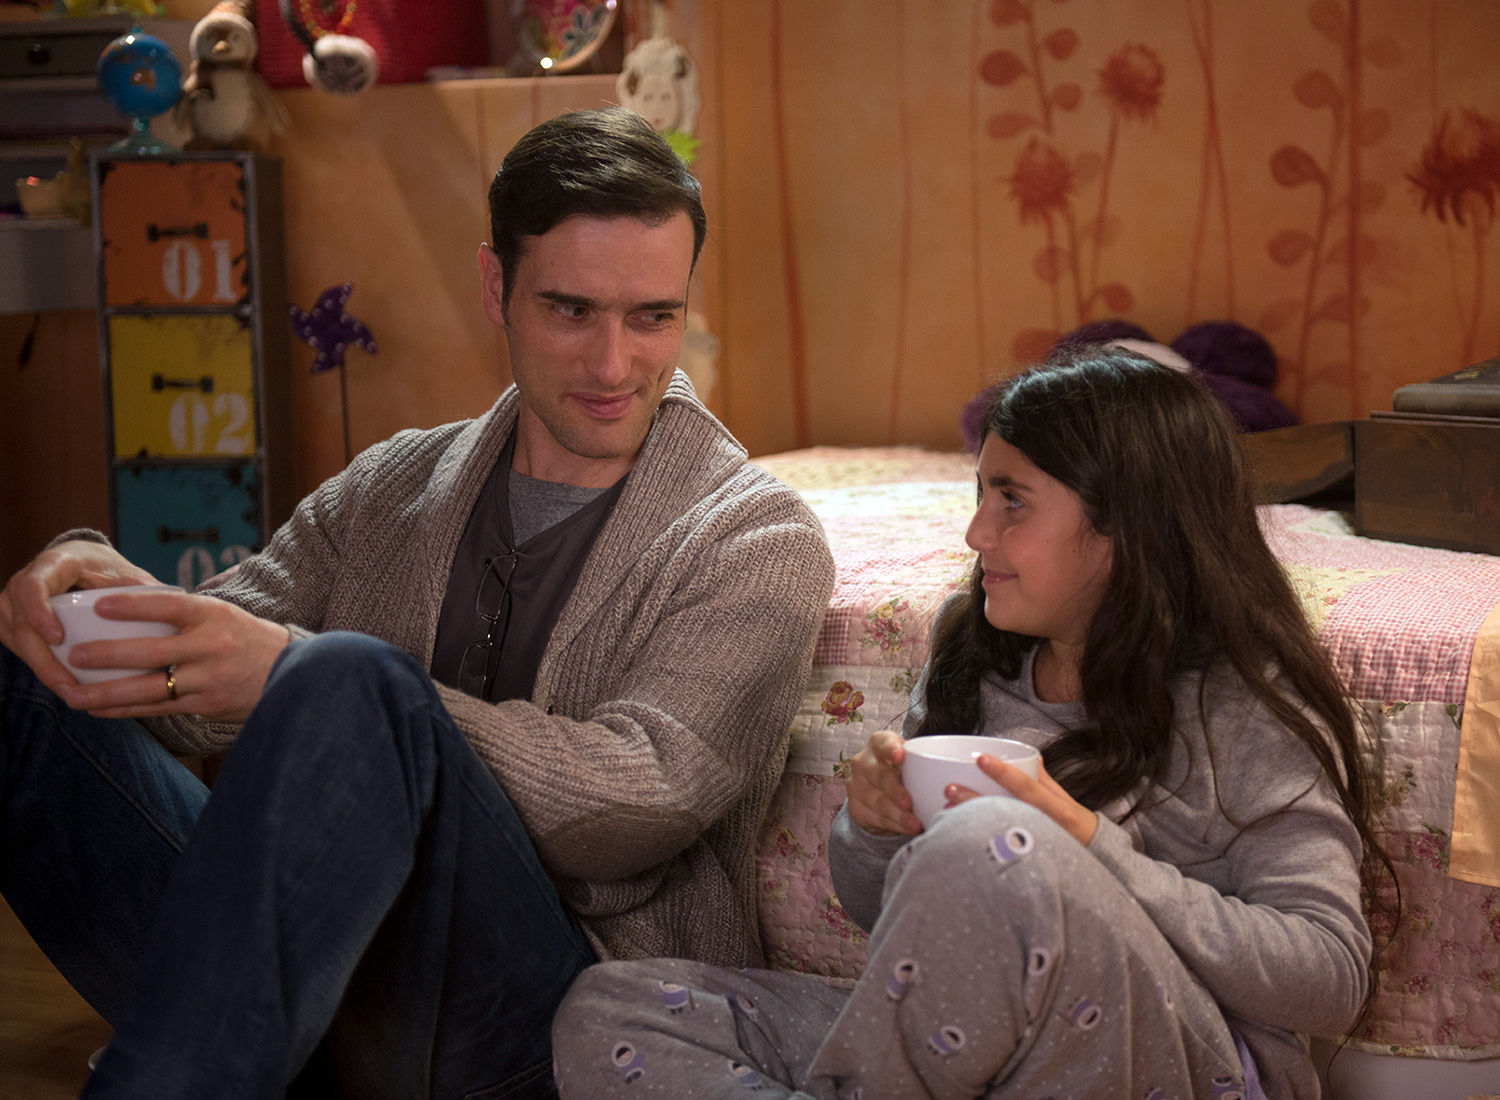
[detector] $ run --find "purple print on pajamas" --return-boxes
[551,800,1251,1099]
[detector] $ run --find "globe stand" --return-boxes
[110,115,179,156]
[97,26,183,156]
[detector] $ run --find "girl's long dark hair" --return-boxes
[916,350,1392,942]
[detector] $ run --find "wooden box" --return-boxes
[1354,413,1500,556]
[1242,421,1354,505]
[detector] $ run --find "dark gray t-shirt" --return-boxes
[430,431,624,702]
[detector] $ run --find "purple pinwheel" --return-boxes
[289,283,377,374]
[290,284,377,464]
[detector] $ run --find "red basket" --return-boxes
[253,0,488,87]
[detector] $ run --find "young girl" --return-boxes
[551,350,1384,1100]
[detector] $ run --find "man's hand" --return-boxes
[946,755,1099,847]
[0,540,159,688]
[62,589,290,723]
[0,540,290,724]
[845,729,922,837]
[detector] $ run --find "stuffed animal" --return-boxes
[959,319,1297,451]
[176,0,289,149]
[1169,320,1298,433]
[615,4,699,164]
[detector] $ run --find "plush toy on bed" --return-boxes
[1169,321,1299,435]
[959,319,1297,451]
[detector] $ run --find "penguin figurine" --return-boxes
[176,0,290,149]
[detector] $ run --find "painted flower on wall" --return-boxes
[1409,108,1500,367]
[1008,136,1075,224]
[1098,42,1165,120]
[1409,109,1500,225]
[981,7,1154,348]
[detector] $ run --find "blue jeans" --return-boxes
[0,632,595,1099]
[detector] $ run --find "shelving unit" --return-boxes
[93,151,293,587]
[1,14,192,314]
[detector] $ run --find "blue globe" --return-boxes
[97,28,181,121]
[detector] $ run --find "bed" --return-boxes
[747,445,1500,1096]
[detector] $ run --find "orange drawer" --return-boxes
[98,159,249,307]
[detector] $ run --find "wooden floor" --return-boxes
[0,897,111,1100]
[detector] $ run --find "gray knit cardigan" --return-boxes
[134,373,834,967]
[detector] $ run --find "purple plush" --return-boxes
[958,318,1298,451]
[959,383,999,453]
[1171,320,1277,390]
[1194,371,1298,433]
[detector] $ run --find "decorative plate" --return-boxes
[511,0,618,73]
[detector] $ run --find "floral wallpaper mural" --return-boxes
[980,1,1167,361]
[1410,108,1500,368]
[1259,0,1398,420]
[707,0,1500,455]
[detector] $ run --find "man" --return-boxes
[0,108,834,1099]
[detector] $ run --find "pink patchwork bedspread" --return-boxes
[751,446,1500,1060]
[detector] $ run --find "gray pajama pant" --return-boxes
[552,799,1249,1099]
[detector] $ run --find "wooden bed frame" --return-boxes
[1243,415,1500,556]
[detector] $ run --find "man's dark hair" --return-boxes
[487,107,708,313]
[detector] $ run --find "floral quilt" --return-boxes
[750,446,1500,1061]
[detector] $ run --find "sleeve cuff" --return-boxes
[46,528,112,552]
[1086,812,1139,871]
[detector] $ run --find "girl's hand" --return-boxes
[845,730,922,837]
[946,756,1098,847]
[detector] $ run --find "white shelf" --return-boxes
[0,218,93,314]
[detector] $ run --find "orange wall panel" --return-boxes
[710,0,1500,456]
[266,75,621,495]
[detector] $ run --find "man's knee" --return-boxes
[264,632,431,709]
[247,632,441,764]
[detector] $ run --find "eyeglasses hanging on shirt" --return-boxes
[458,550,521,699]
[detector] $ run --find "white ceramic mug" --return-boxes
[901,734,1041,827]
[47,584,183,683]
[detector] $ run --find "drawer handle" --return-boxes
[27,43,51,66]
[151,374,215,393]
[158,525,220,544]
[146,223,210,242]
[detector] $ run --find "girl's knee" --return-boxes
[880,798,1080,920]
[909,798,1073,874]
[552,961,702,1097]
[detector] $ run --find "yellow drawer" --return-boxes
[109,315,257,458]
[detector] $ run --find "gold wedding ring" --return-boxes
[164,664,178,701]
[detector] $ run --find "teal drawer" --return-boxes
[113,464,261,588]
